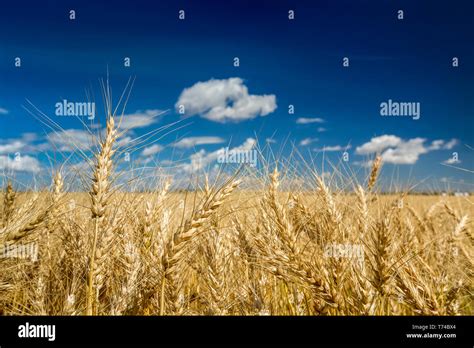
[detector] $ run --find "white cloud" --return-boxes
[66,161,90,172]
[317,127,326,132]
[160,159,174,166]
[0,155,41,173]
[299,138,317,146]
[296,117,325,124]
[231,138,256,152]
[183,149,208,173]
[47,129,93,152]
[428,139,458,151]
[141,157,155,165]
[353,160,372,168]
[356,135,402,155]
[428,140,445,150]
[181,138,256,173]
[142,144,163,156]
[21,133,38,142]
[175,78,277,123]
[119,109,164,129]
[380,138,428,164]
[0,140,26,154]
[266,138,277,144]
[0,133,43,154]
[443,139,458,150]
[443,157,461,165]
[314,145,351,152]
[356,135,458,165]
[115,136,133,148]
[0,107,9,114]
[173,136,225,149]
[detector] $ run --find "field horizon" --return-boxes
[1,130,472,315]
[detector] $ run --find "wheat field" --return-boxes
[0,113,472,316]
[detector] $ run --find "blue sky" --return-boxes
[0,0,472,191]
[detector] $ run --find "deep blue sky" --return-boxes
[0,0,473,190]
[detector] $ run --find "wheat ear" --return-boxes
[3,181,16,228]
[160,179,240,315]
[367,155,382,191]
[86,113,117,315]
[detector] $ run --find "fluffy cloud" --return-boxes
[0,140,26,154]
[66,161,91,173]
[428,139,459,151]
[355,135,402,155]
[141,144,163,156]
[443,139,459,150]
[295,117,325,124]
[356,135,459,165]
[181,138,256,173]
[229,138,256,152]
[314,145,351,152]
[47,129,93,152]
[119,109,164,129]
[443,157,461,165]
[428,140,445,150]
[0,133,43,154]
[299,138,317,146]
[0,107,8,115]
[380,138,428,164]
[173,136,225,149]
[0,155,41,173]
[21,133,38,142]
[115,136,133,148]
[175,78,277,123]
